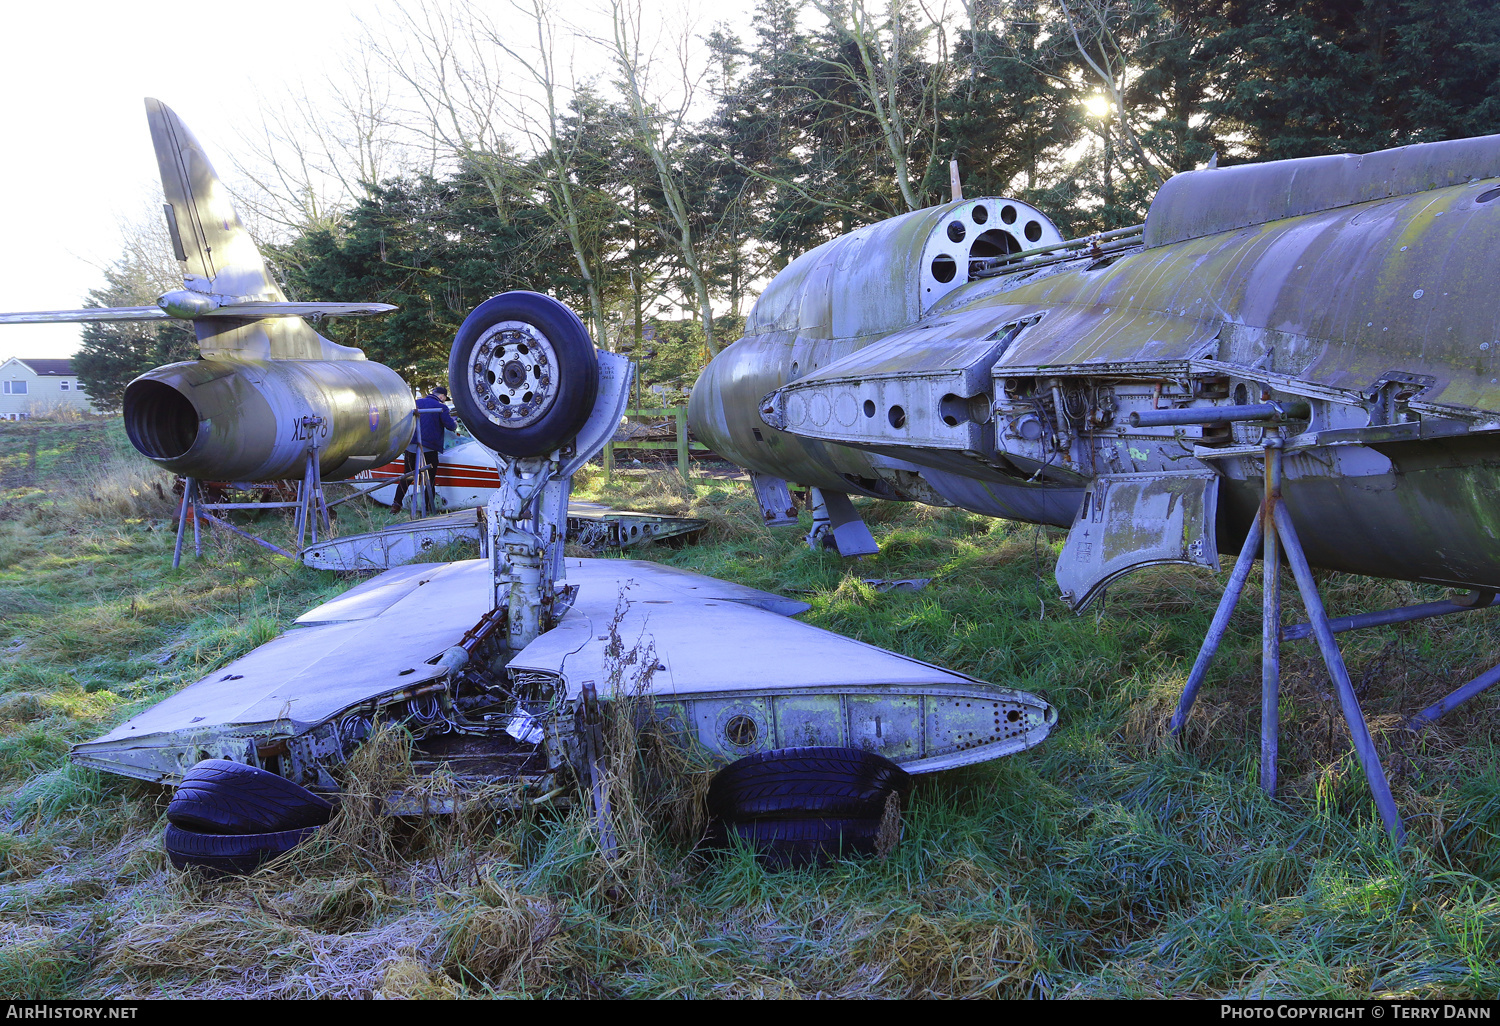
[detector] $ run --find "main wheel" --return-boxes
[447,291,599,457]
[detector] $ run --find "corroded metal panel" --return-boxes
[1056,471,1220,611]
[773,694,845,748]
[691,696,776,757]
[672,685,1056,771]
[847,695,922,760]
[924,693,1047,759]
[301,510,485,571]
[750,471,799,526]
[1143,135,1500,249]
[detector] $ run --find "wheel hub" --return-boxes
[468,321,559,430]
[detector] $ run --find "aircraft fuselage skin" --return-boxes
[691,137,1500,595]
[124,356,414,482]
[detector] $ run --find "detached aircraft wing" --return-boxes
[71,559,1056,786]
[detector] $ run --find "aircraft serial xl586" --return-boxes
[688,134,1500,837]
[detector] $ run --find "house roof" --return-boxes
[10,359,75,376]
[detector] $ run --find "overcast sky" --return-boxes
[0,1,364,360]
[0,0,756,364]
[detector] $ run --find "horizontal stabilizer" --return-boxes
[0,302,396,325]
[200,301,396,320]
[0,307,168,325]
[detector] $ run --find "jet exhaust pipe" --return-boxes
[123,359,415,482]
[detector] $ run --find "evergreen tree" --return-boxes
[72,256,197,412]
[275,170,577,387]
[941,2,1082,204]
[1211,0,1500,160]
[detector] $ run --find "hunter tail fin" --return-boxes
[146,98,279,303]
[145,98,365,361]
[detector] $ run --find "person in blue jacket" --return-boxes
[392,385,458,514]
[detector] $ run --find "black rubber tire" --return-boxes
[706,747,913,821]
[166,759,333,835]
[447,291,599,457]
[704,816,882,870]
[164,822,322,876]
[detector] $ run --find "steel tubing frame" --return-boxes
[1407,661,1500,729]
[1261,439,1282,796]
[1280,592,1496,642]
[1170,440,1408,840]
[1166,513,1263,736]
[1273,500,1406,839]
[171,423,332,567]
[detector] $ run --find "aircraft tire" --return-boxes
[163,822,322,876]
[166,759,333,835]
[448,291,599,457]
[703,816,885,870]
[706,747,912,821]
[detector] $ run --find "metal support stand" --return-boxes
[292,423,332,549]
[172,476,194,569]
[1408,661,1500,729]
[1169,438,1407,841]
[171,417,332,565]
[1260,440,1281,796]
[410,445,430,520]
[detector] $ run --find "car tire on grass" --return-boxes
[163,822,323,876]
[703,815,885,870]
[706,746,913,821]
[166,759,334,835]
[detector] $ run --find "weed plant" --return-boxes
[3,419,1500,997]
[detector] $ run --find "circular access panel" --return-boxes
[919,199,1064,312]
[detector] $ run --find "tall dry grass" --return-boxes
[9,426,1500,997]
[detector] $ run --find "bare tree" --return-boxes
[808,0,953,212]
[365,0,616,348]
[100,198,189,298]
[233,49,406,244]
[1058,0,1166,188]
[604,0,724,355]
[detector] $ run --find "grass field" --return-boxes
[3,418,1500,998]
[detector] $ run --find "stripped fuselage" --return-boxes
[691,138,1500,600]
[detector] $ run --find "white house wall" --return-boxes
[0,359,99,419]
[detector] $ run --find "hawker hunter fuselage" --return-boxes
[691,137,1500,606]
